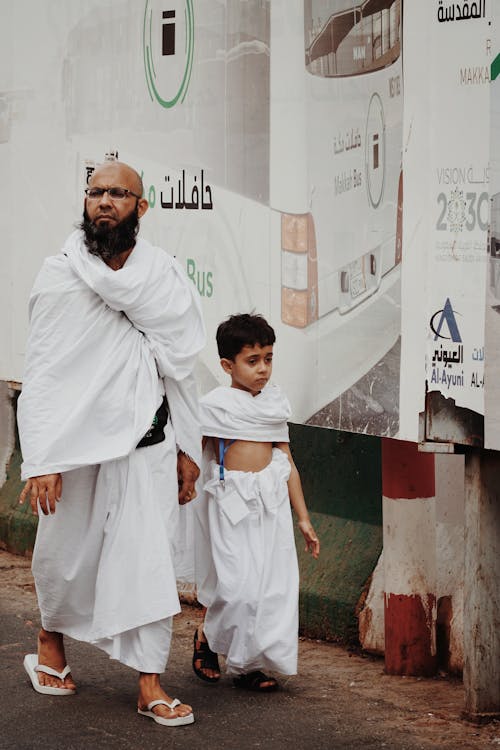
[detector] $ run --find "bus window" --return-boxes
[305,0,401,77]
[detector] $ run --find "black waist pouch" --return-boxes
[136,397,169,449]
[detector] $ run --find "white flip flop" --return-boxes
[138,698,195,726]
[23,653,76,696]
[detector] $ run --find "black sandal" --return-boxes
[192,629,221,683]
[232,670,279,692]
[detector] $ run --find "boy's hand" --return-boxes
[177,451,200,505]
[298,519,320,559]
[19,473,62,516]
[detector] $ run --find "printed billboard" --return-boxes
[0,0,404,438]
[401,0,491,446]
[484,5,500,449]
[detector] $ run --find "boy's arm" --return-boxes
[276,442,320,559]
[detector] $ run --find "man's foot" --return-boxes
[36,629,76,691]
[192,626,221,682]
[138,673,194,724]
[233,670,279,692]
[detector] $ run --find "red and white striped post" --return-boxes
[382,438,438,676]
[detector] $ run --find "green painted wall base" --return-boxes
[0,448,37,556]
[290,424,382,645]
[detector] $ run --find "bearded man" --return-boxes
[18,160,205,727]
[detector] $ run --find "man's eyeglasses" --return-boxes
[85,187,142,200]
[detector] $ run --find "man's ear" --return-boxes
[137,197,149,218]
[220,358,233,375]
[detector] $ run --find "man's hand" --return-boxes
[19,474,63,516]
[177,452,200,505]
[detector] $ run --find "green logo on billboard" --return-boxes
[143,1,194,108]
[492,53,500,81]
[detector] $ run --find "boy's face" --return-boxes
[221,344,273,396]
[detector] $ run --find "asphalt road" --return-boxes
[1,550,498,750]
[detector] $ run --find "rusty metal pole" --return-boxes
[463,447,500,721]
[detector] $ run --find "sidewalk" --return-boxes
[1,549,498,750]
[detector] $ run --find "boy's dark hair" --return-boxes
[216,313,276,360]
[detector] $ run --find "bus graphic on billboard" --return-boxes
[2,0,403,436]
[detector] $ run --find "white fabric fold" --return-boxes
[203,452,290,518]
[32,433,180,672]
[18,231,205,478]
[199,383,291,443]
[64,230,205,381]
[195,449,299,675]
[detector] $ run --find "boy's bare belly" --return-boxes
[213,438,274,474]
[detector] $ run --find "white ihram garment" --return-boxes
[194,385,299,676]
[18,231,204,477]
[18,231,205,672]
[33,431,178,672]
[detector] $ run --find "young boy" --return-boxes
[193,313,319,691]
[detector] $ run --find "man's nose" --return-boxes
[98,191,113,207]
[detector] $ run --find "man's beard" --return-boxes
[79,207,140,262]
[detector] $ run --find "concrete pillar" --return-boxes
[0,381,16,485]
[435,453,465,675]
[382,438,437,676]
[463,448,500,721]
